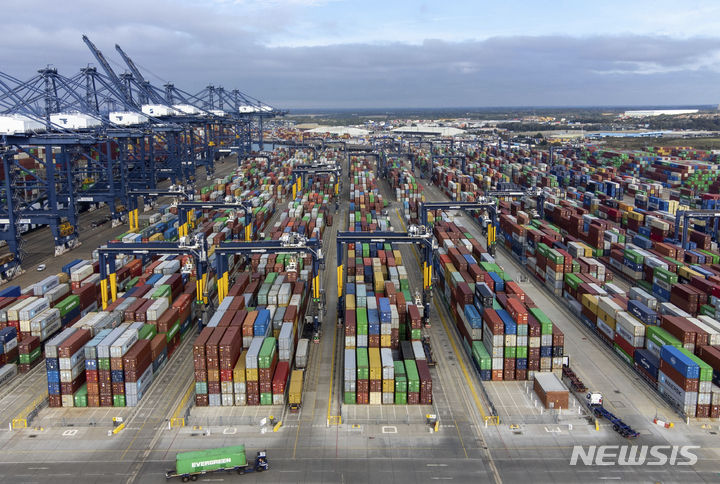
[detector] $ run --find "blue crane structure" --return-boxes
[419,199,501,255]
[291,162,342,205]
[484,187,547,220]
[431,154,467,178]
[674,209,720,249]
[175,199,256,242]
[97,231,325,331]
[0,36,281,280]
[336,226,436,325]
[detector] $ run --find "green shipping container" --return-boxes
[356,348,369,380]
[260,393,273,405]
[138,324,156,341]
[564,273,582,291]
[258,337,277,368]
[165,322,180,342]
[394,392,407,405]
[645,326,681,348]
[113,394,126,407]
[195,382,208,394]
[56,295,80,317]
[700,305,716,317]
[637,279,653,293]
[74,384,88,407]
[98,358,111,371]
[653,267,678,285]
[174,445,248,476]
[504,346,516,358]
[151,285,171,300]
[404,360,420,393]
[19,346,42,364]
[529,308,553,335]
[685,351,713,381]
[472,341,491,370]
[624,249,644,265]
[516,346,528,359]
[344,392,356,404]
[395,375,408,393]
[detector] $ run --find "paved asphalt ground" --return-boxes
[0,152,718,483]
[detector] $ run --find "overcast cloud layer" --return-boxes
[1,0,719,108]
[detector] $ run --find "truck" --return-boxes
[165,445,268,481]
[563,364,638,439]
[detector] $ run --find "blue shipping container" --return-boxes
[660,345,700,379]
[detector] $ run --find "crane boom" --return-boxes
[82,35,137,110]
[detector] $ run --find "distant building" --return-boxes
[623,109,698,118]
[391,126,465,136]
[305,125,370,137]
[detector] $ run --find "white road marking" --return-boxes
[426,464,448,467]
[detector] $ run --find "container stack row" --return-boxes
[425,143,720,418]
[193,269,309,406]
[342,155,432,405]
[431,219,566,381]
[44,252,197,407]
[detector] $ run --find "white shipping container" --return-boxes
[7,297,38,322]
[296,338,309,369]
[146,298,169,322]
[45,327,78,359]
[246,337,264,369]
[71,264,94,282]
[45,283,70,304]
[34,275,59,296]
[110,329,139,358]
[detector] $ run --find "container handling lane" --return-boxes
[0,157,243,429]
[379,177,503,482]
[8,156,241,281]
[417,178,676,427]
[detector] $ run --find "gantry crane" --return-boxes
[419,199,500,255]
[674,209,720,249]
[175,198,256,242]
[98,231,324,332]
[336,225,436,325]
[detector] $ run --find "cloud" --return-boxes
[0,1,717,109]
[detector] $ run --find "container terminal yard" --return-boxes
[1,40,720,484]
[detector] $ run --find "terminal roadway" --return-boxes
[0,154,718,483]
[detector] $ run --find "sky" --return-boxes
[1,0,719,109]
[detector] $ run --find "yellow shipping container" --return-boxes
[233,351,247,383]
[369,348,382,381]
[582,294,598,315]
[393,250,402,265]
[380,334,391,347]
[597,309,616,330]
[346,294,356,310]
[579,243,594,257]
[288,369,304,406]
[627,211,644,222]
[679,265,702,281]
[245,367,259,382]
[383,379,394,393]
[618,202,634,212]
[374,272,385,293]
[149,233,164,241]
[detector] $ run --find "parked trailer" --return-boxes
[165,445,268,481]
